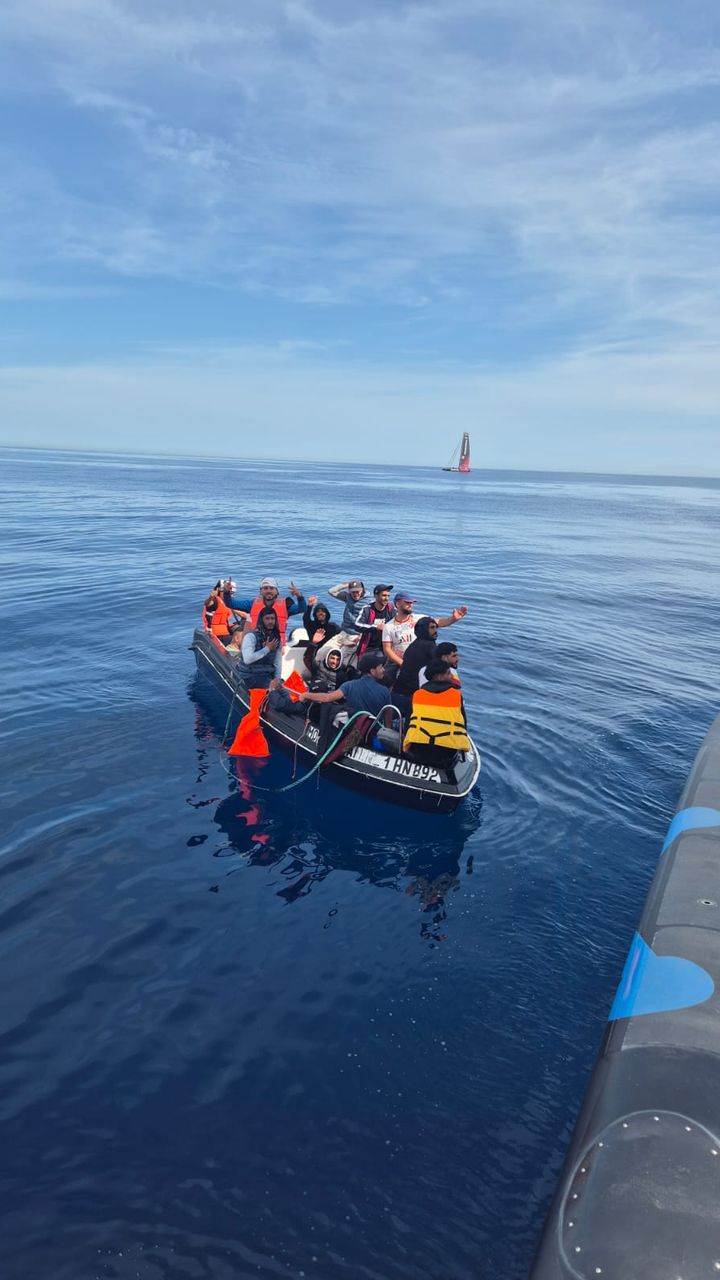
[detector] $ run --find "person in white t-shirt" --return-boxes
[382,590,467,676]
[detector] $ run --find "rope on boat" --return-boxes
[213,672,259,782]
[198,642,377,794]
[291,730,305,781]
[252,711,372,794]
[221,673,247,748]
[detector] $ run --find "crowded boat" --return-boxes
[192,573,480,812]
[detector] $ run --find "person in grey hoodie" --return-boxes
[328,578,368,634]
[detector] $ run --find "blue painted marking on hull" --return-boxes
[661,805,720,853]
[608,932,714,1021]
[608,805,720,1020]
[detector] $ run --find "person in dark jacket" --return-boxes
[402,659,471,769]
[355,584,394,656]
[302,599,340,668]
[236,607,282,688]
[392,617,440,709]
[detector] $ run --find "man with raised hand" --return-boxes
[328,577,368,635]
[228,576,306,644]
[382,591,467,675]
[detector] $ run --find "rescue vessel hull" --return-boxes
[530,711,720,1279]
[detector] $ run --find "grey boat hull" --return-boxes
[530,711,720,1279]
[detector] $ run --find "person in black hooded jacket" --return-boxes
[302,598,340,668]
[392,616,440,707]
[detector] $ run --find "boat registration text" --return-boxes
[301,724,441,781]
[347,746,441,781]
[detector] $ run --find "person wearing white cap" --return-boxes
[226,576,306,645]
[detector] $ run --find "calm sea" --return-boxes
[1,447,719,1280]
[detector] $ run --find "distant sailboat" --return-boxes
[442,432,471,473]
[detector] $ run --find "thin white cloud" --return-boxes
[0,0,719,471]
[0,280,119,300]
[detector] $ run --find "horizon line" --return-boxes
[1,441,719,485]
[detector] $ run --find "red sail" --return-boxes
[458,432,471,473]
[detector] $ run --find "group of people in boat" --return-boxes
[202,574,471,767]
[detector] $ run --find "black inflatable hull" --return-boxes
[190,629,480,814]
[531,712,720,1279]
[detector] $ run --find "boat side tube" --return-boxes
[530,711,720,1280]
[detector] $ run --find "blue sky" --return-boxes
[1,0,719,472]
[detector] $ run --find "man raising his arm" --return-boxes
[382,591,467,674]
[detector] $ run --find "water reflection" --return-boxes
[189,682,482,942]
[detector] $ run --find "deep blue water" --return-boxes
[1,447,719,1280]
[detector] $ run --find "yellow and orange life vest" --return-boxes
[403,684,471,753]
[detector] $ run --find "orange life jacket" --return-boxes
[210,598,233,637]
[283,669,308,701]
[249,595,289,642]
[227,687,270,758]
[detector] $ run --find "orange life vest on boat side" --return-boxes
[210,598,233,637]
[227,687,270,758]
[249,596,289,642]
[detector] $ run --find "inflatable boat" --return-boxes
[190,627,480,814]
[531,711,720,1279]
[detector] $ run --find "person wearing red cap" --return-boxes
[382,591,467,675]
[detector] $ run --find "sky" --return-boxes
[1,0,719,472]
